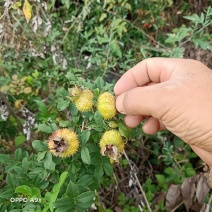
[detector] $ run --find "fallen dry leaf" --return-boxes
[166,184,182,211]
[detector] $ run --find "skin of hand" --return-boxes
[114,58,212,165]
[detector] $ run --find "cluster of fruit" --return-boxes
[48,87,125,162]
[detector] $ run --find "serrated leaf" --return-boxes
[80,131,91,146]
[0,188,15,198]
[6,172,17,188]
[57,99,70,111]
[55,197,74,211]
[38,124,52,133]
[103,162,113,176]
[94,165,104,180]
[59,120,72,127]
[81,147,91,165]
[76,191,95,203]
[117,122,131,138]
[0,154,13,163]
[66,180,79,197]
[77,175,93,187]
[50,123,57,131]
[43,152,55,171]
[22,157,30,172]
[15,148,22,160]
[65,71,77,81]
[32,140,47,151]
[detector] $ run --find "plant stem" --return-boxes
[123,150,152,212]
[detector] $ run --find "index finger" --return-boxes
[114,57,181,95]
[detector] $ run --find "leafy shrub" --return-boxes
[0,0,211,211]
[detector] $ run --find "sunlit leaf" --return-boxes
[23,0,32,23]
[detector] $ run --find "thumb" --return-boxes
[116,83,170,119]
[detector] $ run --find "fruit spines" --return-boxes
[48,129,79,157]
[97,92,116,120]
[99,130,124,161]
[74,89,94,112]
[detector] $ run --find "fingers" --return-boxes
[114,57,179,95]
[124,115,166,134]
[124,115,144,128]
[190,145,212,166]
[142,117,166,134]
[116,83,170,117]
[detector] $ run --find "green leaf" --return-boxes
[110,41,122,58]
[76,191,95,204]
[51,171,69,202]
[66,180,79,197]
[37,151,47,161]
[94,111,104,126]
[6,172,17,188]
[81,147,91,165]
[38,124,52,133]
[164,167,174,175]
[62,0,70,9]
[31,187,41,198]
[94,165,104,180]
[56,88,69,98]
[0,188,15,198]
[59,120,72,127]
[117,122,131,138]
[43,152,55,171]
[0,154,13,163]
[15,185,32,196]
[32,140,47,151]
[15,135,26,146]
[103,162,113,176]
[155,174,168,189]
[22,157,30,172]
[99,13,107,22]
[80,131,91,146]
[77,175,93,187]
[55,197,74,212]
[50,123,58,131]
[14,148,22,160]
[57,99,70,111]
[65,71,77,81]
[95,77,105,90]
[185,167,196,177]
[34,100,47,113]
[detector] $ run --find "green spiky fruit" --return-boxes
[99,130,124,161]
[97,92,116,119]
[109,121,118,129]
[75,89,93,112]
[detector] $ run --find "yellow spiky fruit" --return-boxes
[97,92,116,120]
[99,130,124,161]
[48,129,79,157]
[75,89,93,112]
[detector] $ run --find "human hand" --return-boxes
[114,58,212,165]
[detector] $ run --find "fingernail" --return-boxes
[116,93,126,114]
